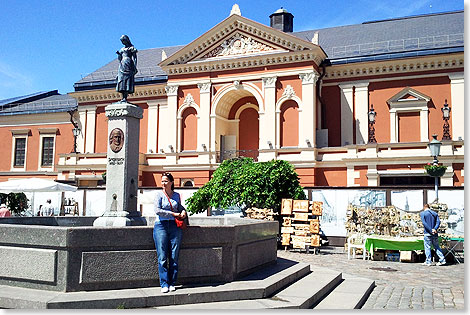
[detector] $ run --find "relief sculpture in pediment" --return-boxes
[203,34,275,59]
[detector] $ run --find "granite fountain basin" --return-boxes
[0,216,278,292]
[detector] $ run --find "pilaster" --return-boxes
[164,84,179,154]
[449,72,464,140]
[339,84,354,146]
[146,101,160,153]
[354,82,369,145]
[258,76,277,161]
[198,82,211,163]
[84,106,97,153]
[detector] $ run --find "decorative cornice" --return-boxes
[166,51,322,75]
[197,82,211,93]
[262,76,277,88]
[165,85,179,96]
[324,54,464,80]
[282,85,296,99]
[72,87,167,103]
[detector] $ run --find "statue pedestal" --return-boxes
[93,102,146,227]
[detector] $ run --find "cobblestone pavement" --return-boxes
[277,247,465,310]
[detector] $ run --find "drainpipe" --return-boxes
[316,60,328,129]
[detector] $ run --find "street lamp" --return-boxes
[368,104,377,143]
[441,100,451,140]
[428,134,442,201]
[72,127,80,153]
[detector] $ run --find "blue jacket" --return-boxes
[420,209,441,235]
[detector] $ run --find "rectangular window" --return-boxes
[41,137,54,166]
[14,138,26,167]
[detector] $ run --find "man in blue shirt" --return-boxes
[420,204,446,266]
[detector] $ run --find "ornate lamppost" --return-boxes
[427,135,444,202]
[368,104,377,143]
[72,126,81,153]
[441,99,451,140]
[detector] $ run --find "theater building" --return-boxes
[0,8,464,189]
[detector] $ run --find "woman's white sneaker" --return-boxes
[161,287,169,293]
[169,286,176,292]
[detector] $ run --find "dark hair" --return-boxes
[424,203,430,208]
[162,172,174,190]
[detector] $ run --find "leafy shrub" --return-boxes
[0,192,29,215]
[186,157,306,214]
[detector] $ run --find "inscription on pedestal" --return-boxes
[108,158,124,165]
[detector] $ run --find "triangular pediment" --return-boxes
[159,13,326,69]
[387,87,431,104]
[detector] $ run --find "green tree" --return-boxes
[186,157,306,214]
[0,192,29,216]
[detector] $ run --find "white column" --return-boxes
[354,81,369,145]
[339,84,354,146]
[420,108,429,142]
[146,101,160,153]
[164,85,179,155]
[449,72,464,140]
[390,109,398,143]
[84,105,97,153]
[210,114,217,163]
[198,82,211,162]
[77,108,87,153]
[259,76,277,162]
[299,72,318,147]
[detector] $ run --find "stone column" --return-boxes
[299,71,318,160]
[93,102,146,226]
[390,109,398,143]
[146,101,159,154]
[164,85,179,164]
[198,82,211,163]
[449,72,464,140]
[420,108,429,142]
[84,105,97,153]
[77,108,87,153]
[354,82,369,145]
[338,83,354,146]
[259,76,277,161]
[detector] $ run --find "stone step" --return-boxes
[0,259,310,309]
[313,273,375,309]
[154,266,342,309]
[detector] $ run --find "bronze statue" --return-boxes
[116,35,138,103]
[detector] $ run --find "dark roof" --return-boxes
[293,10,464,64]
[0,91,77,116]
[74,10,463,90]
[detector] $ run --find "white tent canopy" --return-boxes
[0,178,77,193]
[0,178,77,215]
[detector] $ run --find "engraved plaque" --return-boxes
[281,234,291,246]
[310,219,320,234]
[293,212,309,221]
[311,201,323,216]
[311,234,321,247]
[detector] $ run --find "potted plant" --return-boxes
[424,163,447,177]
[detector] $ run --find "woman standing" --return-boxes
[153,172,187,293]
[116,34,138,103]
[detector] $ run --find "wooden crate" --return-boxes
[293,200,309,212]
[281,199,293,215]
[293,212,309,221]
[309,219,320,234]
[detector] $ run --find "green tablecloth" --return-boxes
[364,235,424,255]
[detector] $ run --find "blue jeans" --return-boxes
[153,220,183,288]
[423,234,446,264]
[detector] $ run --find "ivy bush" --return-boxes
[186,157,306,214]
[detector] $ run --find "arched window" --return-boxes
[280,100,299,147]
[181,107,197,151]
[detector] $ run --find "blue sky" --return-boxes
[0,0,464,100]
